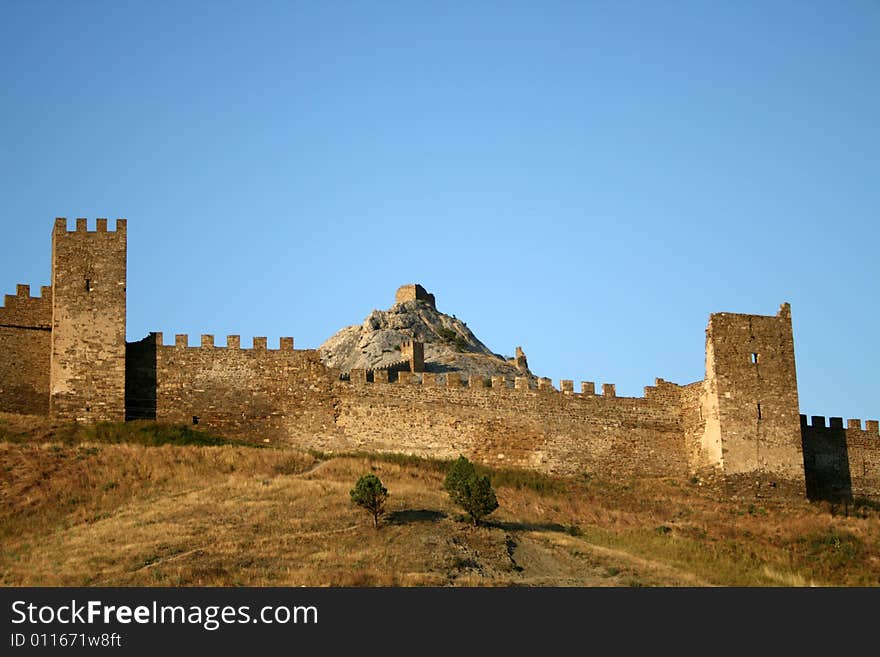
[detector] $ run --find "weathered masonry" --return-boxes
[1,218,877,500]
[1,218,126,420]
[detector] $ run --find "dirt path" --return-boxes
[507,533,610,586]
[510,531,712,586]
[569,538,711,586]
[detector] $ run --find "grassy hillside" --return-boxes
[1,417,878,586]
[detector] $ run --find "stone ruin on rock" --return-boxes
[0,218,877,501]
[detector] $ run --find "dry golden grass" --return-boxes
[1,423,879,587]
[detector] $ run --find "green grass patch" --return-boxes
[326,451,571,496]
[0,420,259,448]
[575,524,798,586]
[791,528,866,578]
[574,522,877,586]
[0,424,31,442]
[477,465,569,496]
[325,450,452,474]
[272,453,321,475]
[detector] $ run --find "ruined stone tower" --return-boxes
[395,284,436,309]
[400,340,425,373]
[699,303,805,493]
[50,218,127,421]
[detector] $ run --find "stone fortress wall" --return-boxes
[0,283,52,415]
[1,218,878,500]
[125,331,335,441]
[331,372,690,479]
[801,416,880,502]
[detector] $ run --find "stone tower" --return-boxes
[700,303,805,493]
[400,340,425,372]
[50,218,127,421]
[395,284,436,309]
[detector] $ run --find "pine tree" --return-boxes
[350,474,388,529]
[444,456,498,526]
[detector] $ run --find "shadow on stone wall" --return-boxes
[802,425,853,502]
[125,335,157,421]
[0,385,49,415]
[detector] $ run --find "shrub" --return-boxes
[444,456,498,526]
[350,474,389,529]
[444,456,476,497]
[436,327,457,343]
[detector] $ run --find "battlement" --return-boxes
[149,332,297,351]
[0,283,52,329]
[642,377,687,400]
[801,414,879,435]
[709,302,792,322]
[801,412,880,502]
[53,217,127,234]
[0,281,53,415]
[342,369,655,401]
[2,283,52,306]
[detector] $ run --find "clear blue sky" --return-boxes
[1,1,878,421]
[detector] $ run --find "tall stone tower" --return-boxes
[50,218,127,421]
[400,340,425,372]
[700,303,805,493]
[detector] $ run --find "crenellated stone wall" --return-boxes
[127,332,336,442]
[801,415,880,501]
[2,219,878,501]
[0,284,52,414]
[324,372,689,477]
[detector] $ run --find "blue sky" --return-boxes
[1,1,878,420]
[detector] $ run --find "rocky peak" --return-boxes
[319,285,535,380]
